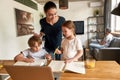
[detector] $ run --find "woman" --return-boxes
[34,1,65,60]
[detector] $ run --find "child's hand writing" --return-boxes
[55,49,62,54]
[65,58,76,63]
[24,58,34,63]
[45,54,52,60]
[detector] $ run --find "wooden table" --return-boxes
[0,60,120,80]
[0,60,15,75]
[0,60,15,80]
[60,61,120,80]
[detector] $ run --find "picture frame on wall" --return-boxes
[15,8,34,36]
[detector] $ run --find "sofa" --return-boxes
[93,37,120,64]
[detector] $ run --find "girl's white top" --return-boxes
[61,37,83,60]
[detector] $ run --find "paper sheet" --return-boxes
[65,62,86,74]
[48,60,65,72]
[14,59,47,66]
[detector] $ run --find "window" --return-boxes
[111,0,120,33]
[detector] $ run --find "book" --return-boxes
[48,60,85,74]
[14,59,47,66]
[48,61,65,72]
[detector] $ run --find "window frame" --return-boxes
[111,0,120,34]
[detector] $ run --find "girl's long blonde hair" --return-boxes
[62,20,76,36]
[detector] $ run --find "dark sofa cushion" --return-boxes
[109,37,120,47]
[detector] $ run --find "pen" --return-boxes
[54,46,59,60]
[54,46,59,55]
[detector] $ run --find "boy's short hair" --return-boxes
[28,36,42,47]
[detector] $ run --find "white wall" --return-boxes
[0,0,102,59]
[0,0,42,59]
[57,1,95,47]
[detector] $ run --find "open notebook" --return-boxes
[48,60,86,74]
[4,65,54,80]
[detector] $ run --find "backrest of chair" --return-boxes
[4,65,54,80]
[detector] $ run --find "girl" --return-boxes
[56,20,83,63]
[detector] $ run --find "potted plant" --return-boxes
[94,9,99,16]
[40,12,44,19]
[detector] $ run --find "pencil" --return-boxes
[54,46,59,60]
[54,46,59,55]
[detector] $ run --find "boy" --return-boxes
[14,36,51,62]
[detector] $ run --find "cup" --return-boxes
[0,60,3,69]
[86,58,96,69]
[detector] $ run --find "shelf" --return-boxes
[88,31,104,33]
[88,16,104,18]
[87,16,105,46]
[88,24,104,26]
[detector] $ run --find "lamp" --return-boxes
[111,2,120,16]
[59,0,68,9]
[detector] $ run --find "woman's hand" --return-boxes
[33,32,40,38]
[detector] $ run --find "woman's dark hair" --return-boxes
[44,1,57,13]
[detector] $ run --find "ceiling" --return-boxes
[34,0,95,4]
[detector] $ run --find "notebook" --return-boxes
[14,59,47,66]
[4,65,54,80]
[48,60,86,74]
